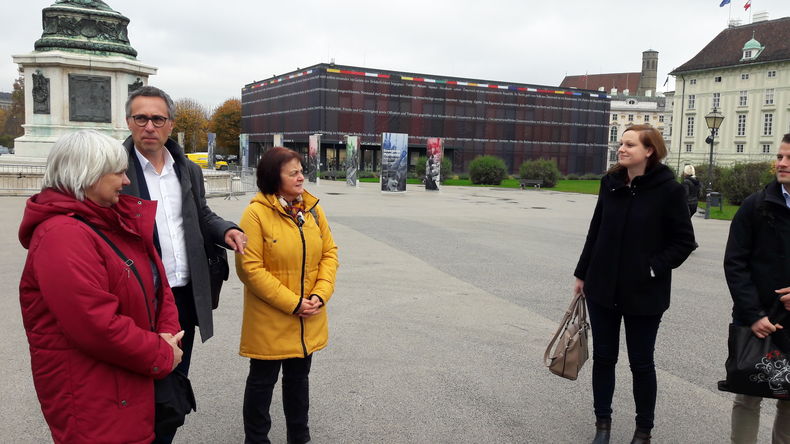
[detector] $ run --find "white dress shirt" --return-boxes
[134,148,190,287]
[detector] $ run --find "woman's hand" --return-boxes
[297,297,322,318]
[751,317,783,339]
[573,278,585,296]
[777,287,790,311]
[160,330,185,371]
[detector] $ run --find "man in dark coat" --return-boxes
[725,133,790,443]
[122,86,247,443]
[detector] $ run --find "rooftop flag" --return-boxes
[744,0,751,10]
[720,0,730,6]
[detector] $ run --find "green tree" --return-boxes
[2,68,25,147]
[208,98,241,155]
[719,162,774,205]
[173,98,208,152]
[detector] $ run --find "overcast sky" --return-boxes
[3,0,790,110]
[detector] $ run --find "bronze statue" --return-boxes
[53,0,114,11]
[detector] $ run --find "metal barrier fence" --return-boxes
[0,163,258,198]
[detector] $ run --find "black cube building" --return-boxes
[242,63,610,174]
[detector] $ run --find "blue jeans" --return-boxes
[586,298,663,430]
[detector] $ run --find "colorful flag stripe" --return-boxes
[245,67,608,98]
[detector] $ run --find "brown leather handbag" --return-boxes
[544,292,590,380]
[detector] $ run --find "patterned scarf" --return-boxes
[278,195,305,224]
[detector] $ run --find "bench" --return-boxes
[520,179,543,190]
[322,170,340,180]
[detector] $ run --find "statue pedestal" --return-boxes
[12,50,157,157]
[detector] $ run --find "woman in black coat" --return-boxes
[573,125,696,444]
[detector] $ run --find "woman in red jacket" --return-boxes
[18,130,183,444]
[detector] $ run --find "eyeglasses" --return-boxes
[130,114,169,128]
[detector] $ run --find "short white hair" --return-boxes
[683,164,696,177]
[42,130,128,200]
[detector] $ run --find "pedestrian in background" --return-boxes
[573,125,696,444]
[18,130,183,443]
[236,147,339,444]
[681,164,701,219]
[724,134,790,443]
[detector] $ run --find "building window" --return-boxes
[737,114,747,136]
[713,92,721,109]
[763,144,771,154]
[659,115,665,123]
[609,150,618,162]
[644,114,650,122]
[765,88,774,105]
[687,116,695,137]
[685,144,693,153]
[744,50,753,59]
[610,126,618,142]
[714,76,722,83]
[736,144,745,153]
[628,114,634,122]
[742,73,750,80]
[739,91,748,106]
[690,79,697,85]
[764,113,773,136]
[612,113,617,121]
[688,95,696,109]
[768,70,776,78]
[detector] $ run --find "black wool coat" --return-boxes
[724,181,790,326]
[574,164,696,315]
[122,136,238,342]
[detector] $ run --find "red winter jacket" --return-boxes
[18,189,180,444]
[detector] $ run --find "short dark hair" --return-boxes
[256,147,304,195]
[782,133,790,144]
[126,85,175,119]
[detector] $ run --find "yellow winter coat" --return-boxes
[236,191,338,360]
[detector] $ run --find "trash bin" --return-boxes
[708,192,723,211]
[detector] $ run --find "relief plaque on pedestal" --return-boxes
[69,74,111,122]
[32,70,50,114]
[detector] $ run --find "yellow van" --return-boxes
[185,152,229,170]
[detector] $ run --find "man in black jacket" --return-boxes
[122,86,247,443]
[725,133,790,443]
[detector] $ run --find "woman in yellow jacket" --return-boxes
[236,147,338,444]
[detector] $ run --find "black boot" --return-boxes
[591,419,611,444]
[629,428,651,444]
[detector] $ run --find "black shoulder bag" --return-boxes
[72,216,197,434]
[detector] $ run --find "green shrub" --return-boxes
[469,155,507,185]
[719,162,774,205]
[519,159,560,188]
[564,173,580,180]
[580,173,602,181]
[359,170,379,179]
[694,164,726,201]
[458,173,470,180]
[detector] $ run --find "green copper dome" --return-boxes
[34,0,137,59]
[743,38,762,50]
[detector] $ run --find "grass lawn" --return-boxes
[697,202,739,221]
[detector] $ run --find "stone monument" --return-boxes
[12,0,157,157]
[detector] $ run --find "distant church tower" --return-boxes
[637,50,658,96]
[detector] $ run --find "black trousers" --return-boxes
[152,283,198,444]
[586,299,663,430]
[244,355,313,444]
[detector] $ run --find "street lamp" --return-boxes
[704,107,725,219]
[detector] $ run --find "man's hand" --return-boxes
[160,330,185,371]
[225,229,247,255]
[777,287,790,311]
[296,297,322,318]
[751,316,783,339]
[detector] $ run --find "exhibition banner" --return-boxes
[425,137,443,191]
[308,134,320,183]
[239,134,249,169]
[346,135,359,187]
[273,133,284,147]
[381,132,408,192]
[207,132,216,169]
